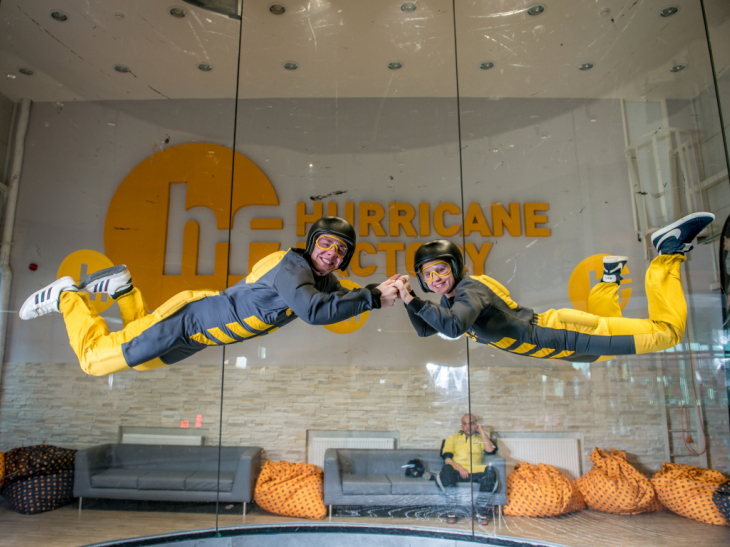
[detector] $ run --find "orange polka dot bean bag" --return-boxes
[651,463,729,526]
[503,462,586,517]
[575,448,663,515]
[254,461,326,520]
[0,451,5,488]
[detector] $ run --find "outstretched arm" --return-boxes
[273,259,398,325]
[394,277,439,337]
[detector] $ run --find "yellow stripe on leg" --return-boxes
[227,322,258,339]
[243,315,274,332]
[492,337,517,349]
[511,343,536,354]
[207,327,237,344]
[191,332,218,345]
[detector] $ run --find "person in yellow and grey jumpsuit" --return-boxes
[19,217,400,376]
[393,212,715,363]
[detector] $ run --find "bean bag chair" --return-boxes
[651,463,729,526]
[575,448,663,515]
[254,461,326,520]
[713,481,730,523]
[0,451,5,487]
[503,462,586,517]
[0,445,77,515]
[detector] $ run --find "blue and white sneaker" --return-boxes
[651,212,715,255]
[602,256,628,284]
[19,277,78,320]
[78,265,133,299]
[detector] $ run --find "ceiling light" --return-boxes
[660,6,679,17]
[479,61,495,70]
[269,4,286,15]
[6,74,16,80]
[284,62,298,70]
[527,4,545,16]
[670,64,686,73]
[401,2,417,12]
[169,6,186,18]
[114,65,130,73]
[578,63,594,71]
[388,61,403,70]
[50,10,68,22]
[114,11,125,20]
[198,63,213,71]
[18,68,35,76]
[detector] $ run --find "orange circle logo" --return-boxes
[57,250,115,313]
[568,254,632,312]
[104,143,279,310]
[323,279,370,334]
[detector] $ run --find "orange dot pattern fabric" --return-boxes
[651,462,729,526]
[254,460,327,520]
[0,469,75,515]
[713,481,730,522]
[575,448,663,515]
[503,462,586,517]
[3,445,76,482]
[0,445,77,515]
[0,452,5,488]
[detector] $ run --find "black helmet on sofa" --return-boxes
[305,216,357,271]
[414,240,464,292]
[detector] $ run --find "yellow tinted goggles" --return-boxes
[421,261,452,283]
[315,235,348,257]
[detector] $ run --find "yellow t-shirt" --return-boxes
[442,432,494,473]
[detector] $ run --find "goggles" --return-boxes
[315,234,348,258]
[421,261,452,284]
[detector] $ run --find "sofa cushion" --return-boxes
[387,474,444,495]
[91,468,148,489]
[342,473,391,495]
[387,474,477,495]
[138,470,194,490]
[185,471,235,492]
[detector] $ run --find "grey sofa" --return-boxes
[74,444,262,508]
[324,448,507,510]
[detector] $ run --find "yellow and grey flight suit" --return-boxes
[405,254,686,362]
[59,249,382,376]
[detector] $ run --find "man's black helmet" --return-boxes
[305,216,357,271]
[414,240,464,292]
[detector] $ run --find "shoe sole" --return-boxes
[650,212,715,247]
[603,255,628,264]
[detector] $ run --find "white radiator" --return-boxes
[122,433,204,446]
[308,437,396,469]
[498,438,581,480]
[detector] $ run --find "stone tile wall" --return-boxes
[0,356,728,476]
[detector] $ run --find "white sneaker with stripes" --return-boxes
[19,277,78,320]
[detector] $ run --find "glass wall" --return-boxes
[1,1,729,546]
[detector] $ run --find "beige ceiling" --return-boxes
[0,0,728,102]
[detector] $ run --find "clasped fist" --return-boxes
[376,274,414,307]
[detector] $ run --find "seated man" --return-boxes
[440,413,499,524]
[441,413,498,489]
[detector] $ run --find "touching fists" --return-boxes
[393,275,414,304]
[376,274,401,308]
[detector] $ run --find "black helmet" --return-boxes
[305,216,357,271]
[414,240,464,292]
